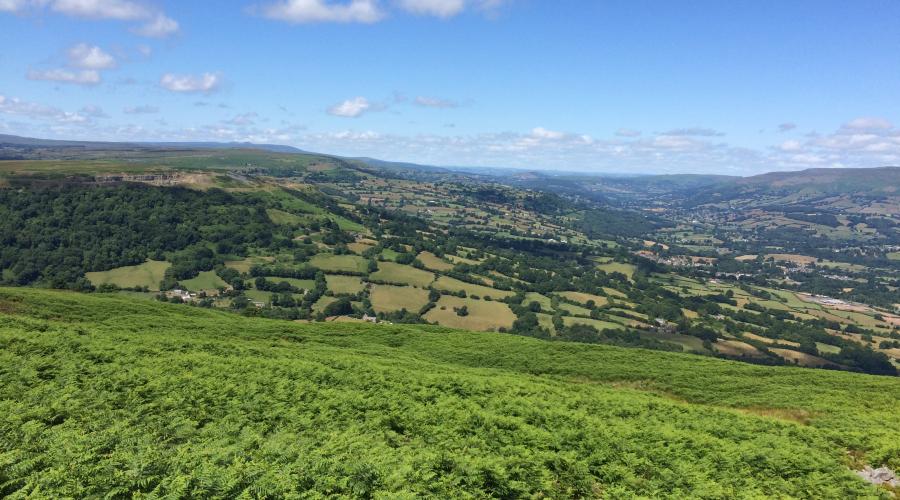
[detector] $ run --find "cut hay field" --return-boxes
[2,288,900,497]
[369,262,435,287]
[557,291,608,307]
[85,260,170,291]
[370,285,430,313]
[309,254,369,273]
[325,275,365,294]
[432,276,514,299]
[416,251,454,271]
[424,295,516,331]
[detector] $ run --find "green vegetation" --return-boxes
[369,262,435,287]
[370,284,430,313]
[308,254,369,273]
[85,260,170,291]
[179,270,228,291]
[325,274,366,294]
[1,288,898,497]
[424,295,516,331]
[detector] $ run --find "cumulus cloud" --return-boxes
[843,116,893,131]
[3,0,179,36]
[123,105,159,114]
[414,96,458,108]
[80,104,108,118]
[530,127,564,140]
[227,112,259,125]
[133,13,179,37]
[259,0,383,23]
[160,72,222,93]
[397,0,465,17]
[662,127,723,137]
[27,68,101,85]
[615,128,641,137]
[328,96,372,117]
[67,43,116,69]
[778,122,797,133]
[0,94,91,124]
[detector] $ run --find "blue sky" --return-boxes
[1,0,899,174]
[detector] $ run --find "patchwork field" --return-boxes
[416,251,454,271]
[179,271,228,291]
[309,254,369,273]
[597,262,636,278]
[369,262,435,287]
[85,260,170,291]
[424,295,516,331]
[558,291,608,307]
[325,275,366,294]
[370,285,430,313]
[432,276,515,299]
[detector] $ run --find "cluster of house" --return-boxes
[634,250,716,268]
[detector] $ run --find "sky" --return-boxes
[1,0,899,175]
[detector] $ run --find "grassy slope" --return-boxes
[1,288,899,498]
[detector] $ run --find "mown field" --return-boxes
[85,260,170,291]
[1,288,900,497]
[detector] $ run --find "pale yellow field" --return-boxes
[424,296,516,331]
[370,285,430,313]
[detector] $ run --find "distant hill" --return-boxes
[0,134,306,156]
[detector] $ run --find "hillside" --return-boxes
[1,288,899,497]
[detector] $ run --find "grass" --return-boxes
[557,291,608,307]
[887,252,900,261]
[325,275,366,294]
[85,260,170,291]
[309,254,369,274]
[369,262,435,287]
[523,292,553,311]
[597,262,636,278]
[265,208,305,225]
[424,296,516,332]
[179,270,228,291]
[369,285,430,313]
[416,251,454,272]
[1,288,899,497]
[264,277,315,290]
[432,276,514,299]
[562,316,625,331]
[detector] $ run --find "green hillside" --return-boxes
[1,288,898,498]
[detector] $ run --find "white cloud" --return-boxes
[3,0,179,37]
[227,112,258,125]
[530,126,564,140]
[0,0,30,12]
[615,128,641,137]
[414,95,458,108]
[160,72,222,93]
[50,0,149,19]
[778,122,796,133]
[123,105,159,114]
[80,104,108,117]
[67,43,116,69]
[27,68,101,85]
[260,0,383,23]
[779,139,802,152]
[398,0,464,17]
[328,96,371,117]
[843,116,893,130]
[133,13,178,37]
[0,94,91,124]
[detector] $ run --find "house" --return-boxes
[362,314,378,324]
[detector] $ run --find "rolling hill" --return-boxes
[1,287,899,497]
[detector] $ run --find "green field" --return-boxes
[369,262,435,287]
[424,295,516,331]
[309,254,369,273]
[370,284,430,313]
[562,316,625,331]
[558,291,608,307]
[264,276,315,290]
[416,251,454,271]
[1,288,899,497]
[597,262,637,278]
[85,260,170,291]
[432,276,515,299]
[325,274,366,294]
[888,252,900,261]
[265,208,306,225]
[179,271,228,291]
